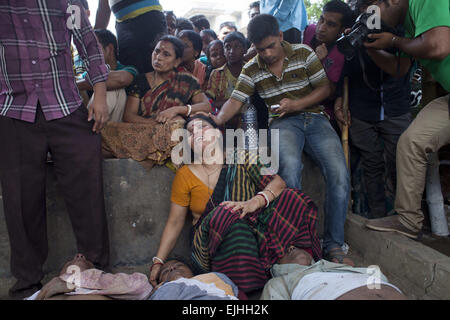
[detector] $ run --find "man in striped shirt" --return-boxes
[210,14,352,266]
[0,0,110,299]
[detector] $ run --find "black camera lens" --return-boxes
[336,12,373,58]
[336,35,355,58]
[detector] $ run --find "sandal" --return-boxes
[324,247,355,267]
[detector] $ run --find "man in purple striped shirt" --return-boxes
[0,0,110,299]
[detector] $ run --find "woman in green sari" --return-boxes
[150,115,321,293]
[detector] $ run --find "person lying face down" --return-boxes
[262,247,407,300]
[28,254,152,300]
[149,260,239,300]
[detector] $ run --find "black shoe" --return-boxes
[8,281,42,300]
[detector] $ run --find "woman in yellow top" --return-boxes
[150,115,321,293]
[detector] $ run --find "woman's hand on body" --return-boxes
[221,196,265,219]
[149,263,162,287]
[156,106,185,123]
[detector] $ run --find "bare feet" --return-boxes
[324,247,355,267]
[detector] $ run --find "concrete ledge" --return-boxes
[0,160,192,280]
[345,213,450,300]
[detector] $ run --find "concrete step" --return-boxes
[345,213,450,300]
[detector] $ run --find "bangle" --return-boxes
[152,256,164,264]
[257,191,270,208]
[255,194,267,208]
[186,104,192,117]
[150,261,163,272]
[265,188,276,200]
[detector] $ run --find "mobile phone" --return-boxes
[270,104,280,110]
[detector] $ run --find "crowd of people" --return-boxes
[0,0,448,300]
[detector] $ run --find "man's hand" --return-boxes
[244,45,257,62]
[316,43,328,61]
[364,32,395,50]
[35,277,74,300]
[88,82,108,133]
[335,108,351,130]
[334,97,351,130]
[274,98,300,117]
[196,111,224,127]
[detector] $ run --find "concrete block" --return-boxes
[0,160,192,280]
[345,213,450,300]
[427,259,450,299]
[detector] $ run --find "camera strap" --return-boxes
[357,51,382,92]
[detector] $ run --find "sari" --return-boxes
[191,152,321,293]
[177,60,207,90]
[101,71,203,167]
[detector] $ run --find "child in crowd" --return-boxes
[204,40,227,96]
[206,33,247,127]
[199,29,218,65]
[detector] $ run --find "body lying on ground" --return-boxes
[27,254,152,300]
[149,260,239,300]
[261,247,407,300]
[27,255,239,300]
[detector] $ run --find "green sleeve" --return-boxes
[407,0,450,38]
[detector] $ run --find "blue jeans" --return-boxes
[270,112,350,254]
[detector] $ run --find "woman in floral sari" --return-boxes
[149,115,321,294]
[101,36,211,166]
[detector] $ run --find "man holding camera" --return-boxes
[364,0,450,238]
[334,0,413,219]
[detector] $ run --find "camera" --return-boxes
[336,12,379,58]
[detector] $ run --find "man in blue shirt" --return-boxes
[260,0,308,43]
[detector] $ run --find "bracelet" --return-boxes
[257,191,270,208]
[265,188,276,200]
[255,194,267,208]
[150,261,163,272]
[186,104,192,117]
[152,256,164,264]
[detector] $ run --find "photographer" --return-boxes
[364,0,450,239]
[334,0,413,219]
